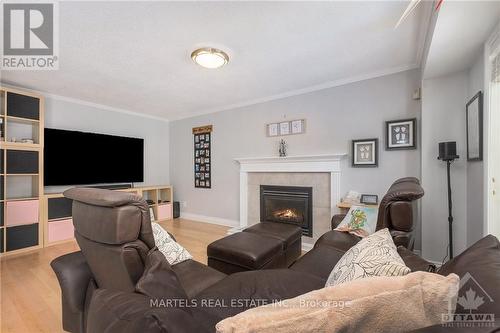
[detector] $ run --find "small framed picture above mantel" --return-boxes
[466,91,483,161]
[266,119,305,137]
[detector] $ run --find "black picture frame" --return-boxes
[194,132,211,188]
[385,118,417,150]
[466,91,483,161]
[352,138,378,168]
[360,194,378,205]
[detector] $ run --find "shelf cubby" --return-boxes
[5,175,39,200]
[157,188,173,221]
[6,223,39,251]
[5,121,40,145]
[5,199,39,226]
[6,92,40,121]
[6,150,39,174]
[142,189,158,221]
[47,197,73,220]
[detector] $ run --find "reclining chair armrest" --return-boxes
[51,251,93,333]
[331,214,346,230]
[51,251,93,312]
[87,289,207,333]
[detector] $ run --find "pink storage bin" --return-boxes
[48,218,74,243]
[157,203,172,220]
[6,199,39,226]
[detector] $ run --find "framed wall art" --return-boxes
[267,123,279,137]
[352,138,378,167]
[266,119,305,137]
[466,91,483,161]
[193,125,212,189]
[386,118,416,150]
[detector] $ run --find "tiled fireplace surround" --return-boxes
[233,154,346,249]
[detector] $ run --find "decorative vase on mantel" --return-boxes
[279,139,287,157]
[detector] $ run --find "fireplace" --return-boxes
[260,185,313,236]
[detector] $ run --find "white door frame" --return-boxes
[485,21,500,238]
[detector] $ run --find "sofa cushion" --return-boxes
[314,229,361,252]
[397,246,436,272]
[325,228,410,286]
[289,245,345,281]
[244,222,302,249]
[207,232,283,269]
[438,235,500,316]
[135,249,188,304]
[193,269,324,332]
[87,289,206,333]
[216,271,459,333]
[172,259,226,299]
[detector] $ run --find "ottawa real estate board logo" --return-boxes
[442,272,495,328]
[1,1,59,70]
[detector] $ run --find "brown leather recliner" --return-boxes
[65,188,155,292]
[328,177,424,250]
[51,188,226,333]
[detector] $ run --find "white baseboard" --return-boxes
[180,212,239,227]
[302,242,314,252]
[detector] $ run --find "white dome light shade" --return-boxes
[191,47,229,69]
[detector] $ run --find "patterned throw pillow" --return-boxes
[335,205,378,238]
[325,228,410,287]
[151,222,193,265]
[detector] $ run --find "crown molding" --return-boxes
[3,63,420,123]
[0,82,170,123]
[171,63,420,121]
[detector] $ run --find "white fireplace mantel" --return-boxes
[234,154,347,231]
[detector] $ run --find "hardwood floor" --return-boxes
[0,219,229,333]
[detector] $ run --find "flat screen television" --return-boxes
[44,128,144,186]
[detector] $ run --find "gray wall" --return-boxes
[43,96,170,193]
[421,71,468,262]
[170,70,422,246]
[467,50,485,246]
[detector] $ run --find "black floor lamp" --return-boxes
[438,141,459,259]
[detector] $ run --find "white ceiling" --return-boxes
[424,1,500,79]
[2,1,430,120]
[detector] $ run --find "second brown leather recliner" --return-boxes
[329,177,424,250]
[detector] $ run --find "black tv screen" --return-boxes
[44,128,144,186]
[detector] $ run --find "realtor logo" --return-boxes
[1,1,59,70]
[442,272,495,328]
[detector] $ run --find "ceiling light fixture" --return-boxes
[191,47,229,69]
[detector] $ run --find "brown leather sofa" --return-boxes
[52,187,500,333]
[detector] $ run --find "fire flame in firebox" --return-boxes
[275,209,298,219]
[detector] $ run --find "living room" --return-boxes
[1,1,500,332]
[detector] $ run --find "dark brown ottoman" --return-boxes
[207,232,285,275]
[244,222,302,266]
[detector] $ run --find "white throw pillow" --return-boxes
[334,205,378,237]
[151,222,193,265]
[325,228,410,287]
